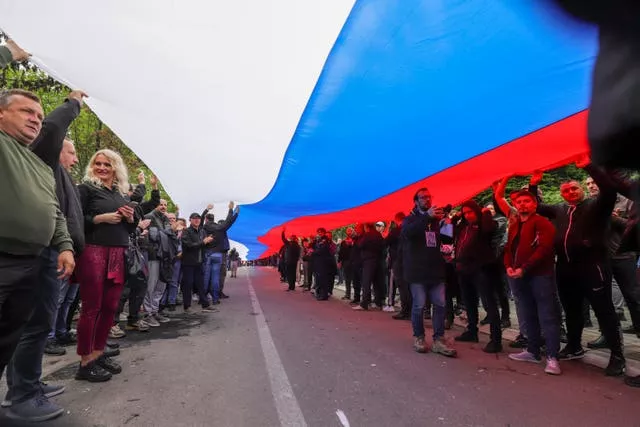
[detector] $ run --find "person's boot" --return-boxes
[483,341,503,353]
[509,334,528,349]
[605,354,626,377]
[587,334,608,349]
[624,375,640,387]
[44,339,66,356]
[431,338,457,358]
[75,361,112,382]
[96,355,122,375]
[454,330,479,342]
[413,336,427,353]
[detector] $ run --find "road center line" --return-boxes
[246,271,308,427]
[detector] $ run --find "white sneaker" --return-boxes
[119,312,128,322]
[545,357,562,375]
[383,305,395,313]
[108,325,126,338]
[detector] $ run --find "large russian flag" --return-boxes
[0,0,596,258]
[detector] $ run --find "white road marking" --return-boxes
[336,409,351,427]
[246,271,308,427]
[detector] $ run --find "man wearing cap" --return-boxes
[504,190,561,375]
[180,213,213,314]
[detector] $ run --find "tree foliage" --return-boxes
[0,33,176,211]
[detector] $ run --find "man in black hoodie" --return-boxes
[401,188,456,357]
[281,229,301,291]
[530,157,625,376]
[4,90,86,421]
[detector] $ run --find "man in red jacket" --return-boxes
[504,190,562,375]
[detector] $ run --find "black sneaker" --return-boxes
[509,334,528,349]
[625,375,640,387]
[587,335,608,349]
[605,354,626,377]
[75,362,112,382]
[558,346,586,360]
[501,319,512,329]
[168,304,177,312]
[103,347,121,358]
[96,355,122,375]
[55,332,77,346]
[220,293,230,299]
[392,312,410,320]
[483,341,503,354]
[44,339,66,356]
[455,331,479,342]
[479,316,490,326]
[106,341,120,349]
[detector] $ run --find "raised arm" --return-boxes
[492,177,514,219]
[30,94,83,168]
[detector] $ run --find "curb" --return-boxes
[330,282,640,377]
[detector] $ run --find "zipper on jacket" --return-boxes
[564,205,576,263]
[596,264,604,281]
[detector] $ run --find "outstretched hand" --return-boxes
[529,170,544,186]
[68,90,88,107]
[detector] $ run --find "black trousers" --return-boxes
[392,260,412,315]
[126,271,148,324]
[181,265,203,309]
[612,256,640,331]
[557,261,623,356]
[0,253,40,379]
[361,259,384,308]
[459,267,502,344]
[286,262,297,291]
[342,261,354,298]
[352,263,362,302]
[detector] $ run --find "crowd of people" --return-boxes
[270,155,640,385]
[0,40,241,422]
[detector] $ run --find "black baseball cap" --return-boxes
[189,212,201,219]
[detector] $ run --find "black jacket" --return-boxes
[358,230,384,262]
[385,227,401,267]
[337,238,354,263]
[30,98,85,254]
[400,208,446,284]
[532,165,616,264]
[202,208,237,253]
[281,231,301,265]
[78,182,138,247]
[453,211,496,272]
[181,226,204,266]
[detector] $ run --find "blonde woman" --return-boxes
[75,149,137,382]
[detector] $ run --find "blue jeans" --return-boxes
[508,275,561,358]
[410,281,446,341]
[161,260,181,306]
[49,278,79,338]
[6,248,60,403]
[202,252,223,304]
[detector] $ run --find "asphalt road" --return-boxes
[2,267,639,427]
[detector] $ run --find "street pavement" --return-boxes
[2,267,639,426]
